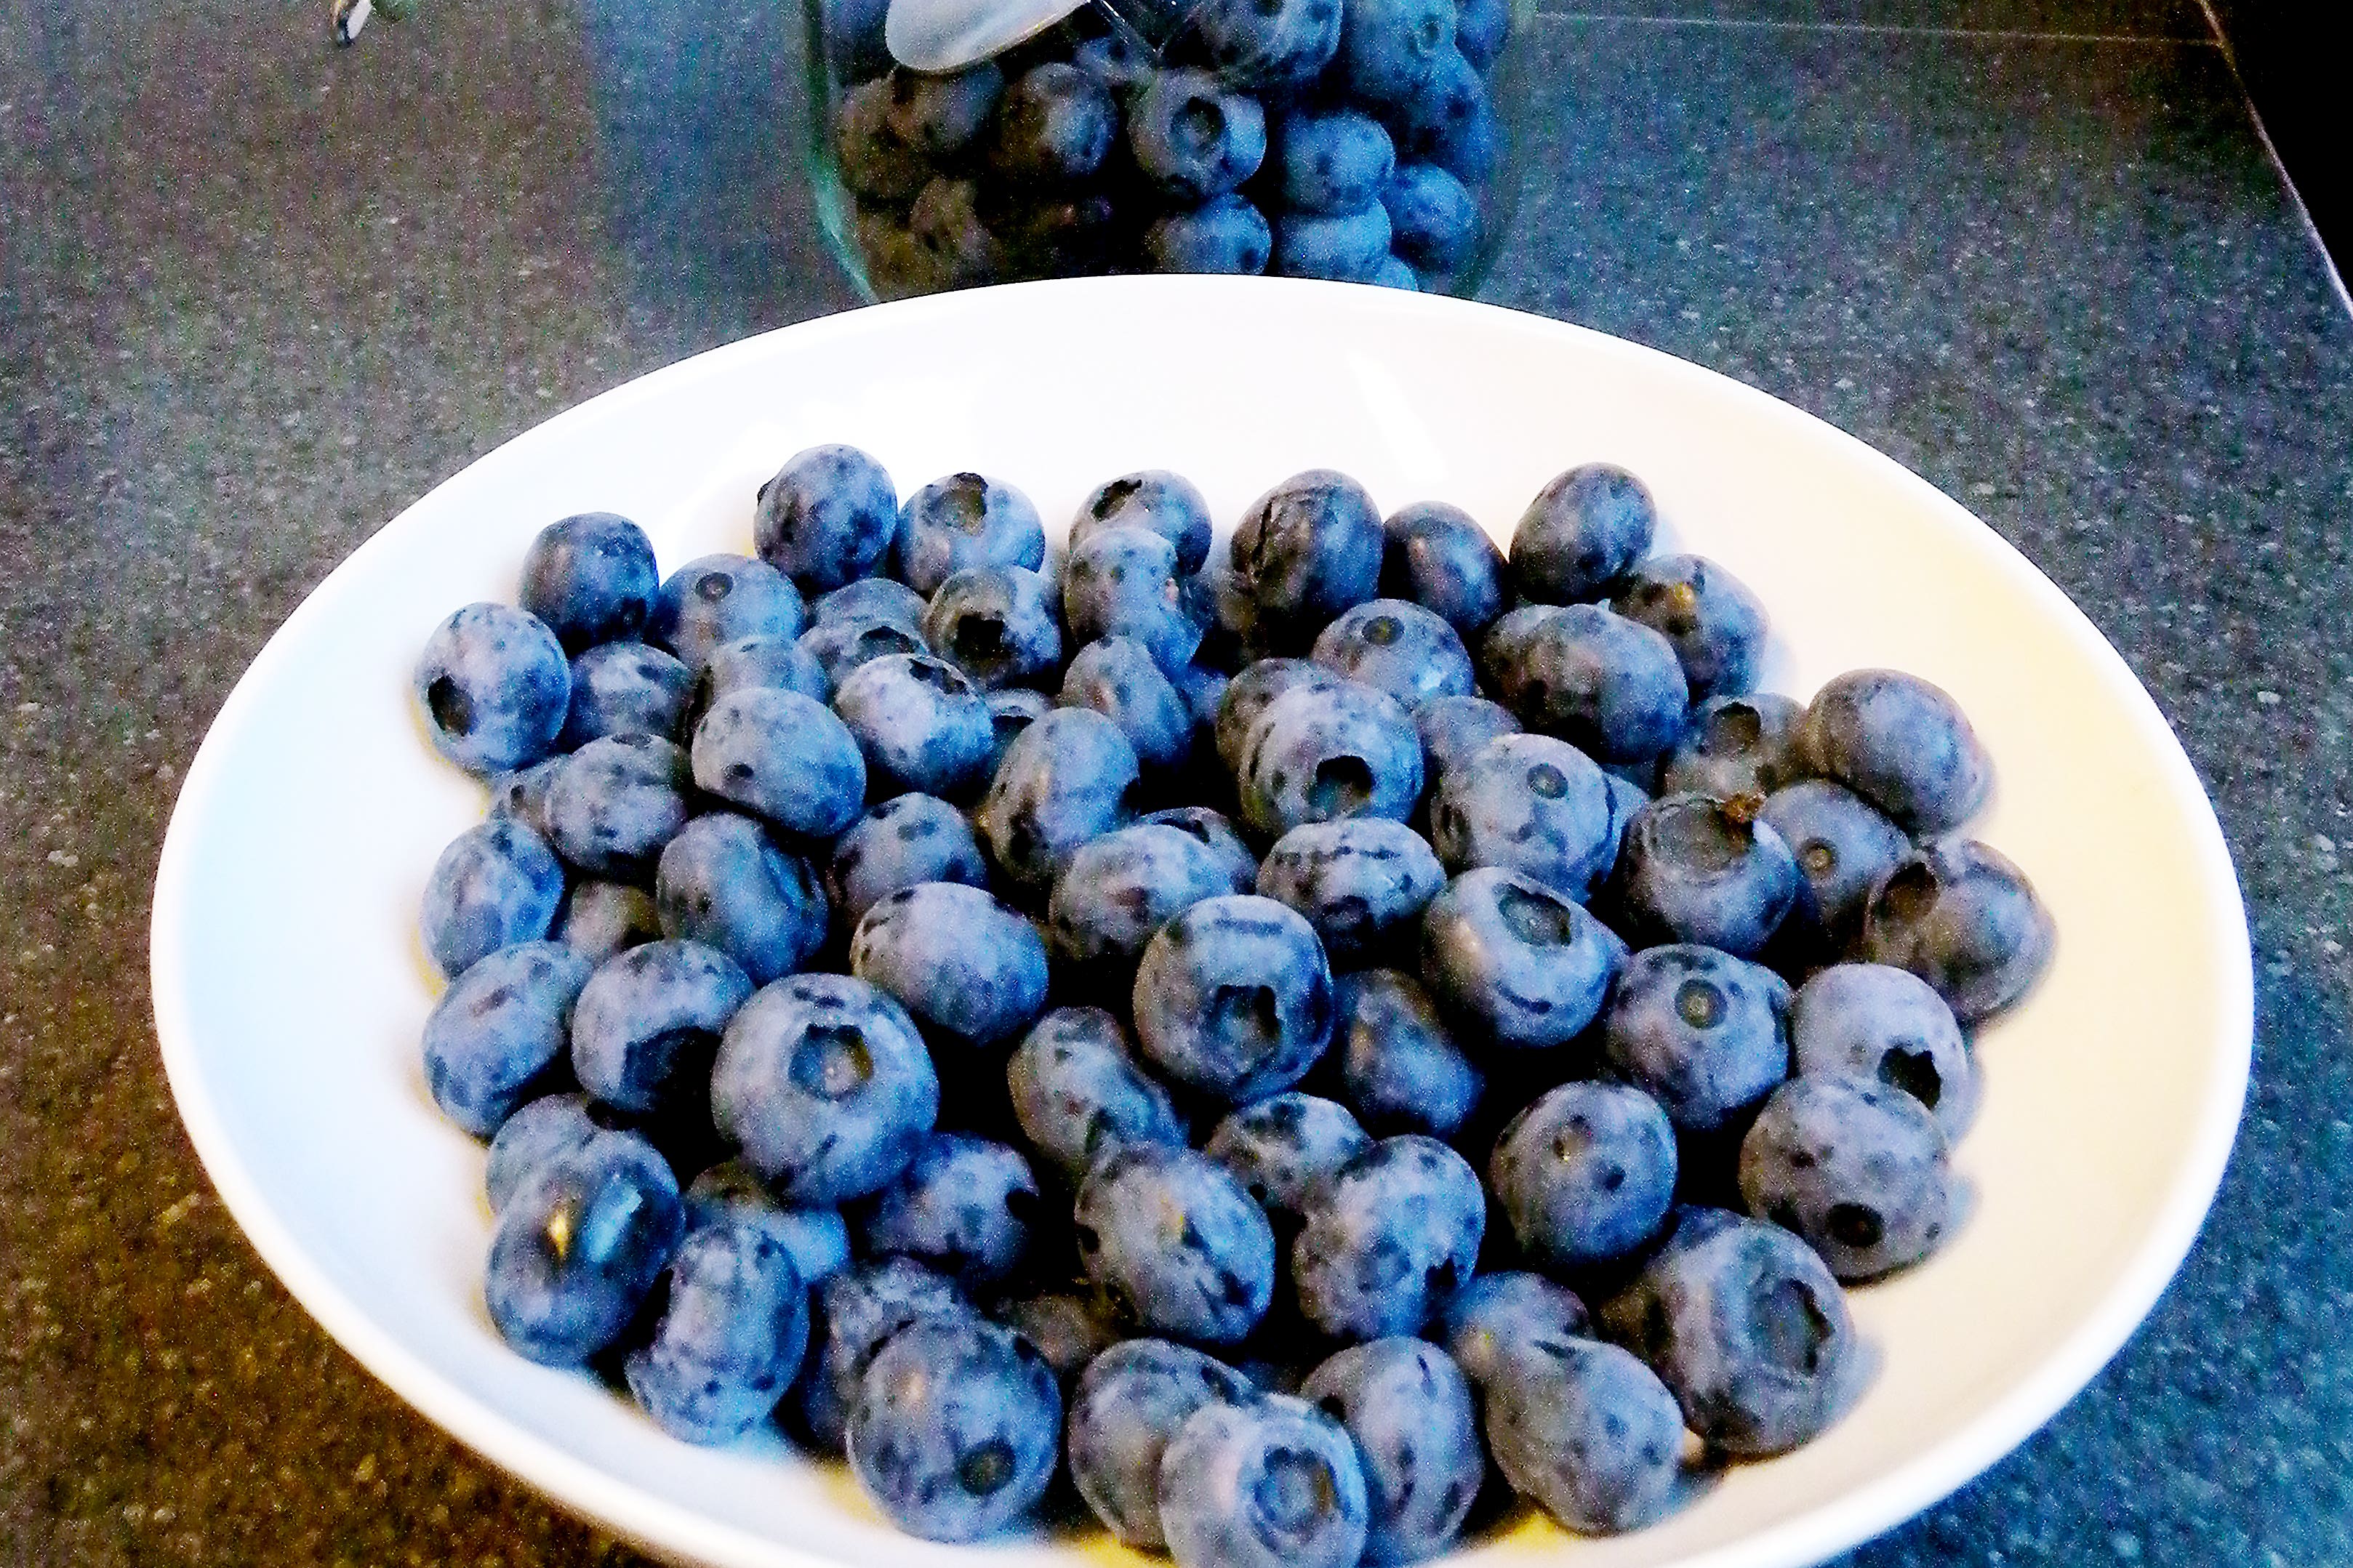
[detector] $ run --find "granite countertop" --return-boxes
[3,0,2348,1561]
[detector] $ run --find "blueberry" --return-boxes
[1512,603,1688,765]
[1381,164,1482,278]
[1602,944,1789,1134]
[710,972,938,1204]
[485,1129,683,1365]
[1189,0,1342,92]
[800,614,933,695]
[519,512,659,653]
[1454,0,1507,67]
[486,756,564,838]
[827,793,990,928]
[1609,793,1800,957]
[683,1158,853,1282]
[1068,1338,1256,1548]
[882,61,1005,157]
[1188,563,1272,671]
[1598,1207,1854,1455]
[691,687,867,840]
[541,733,693,877]
[856,201,947,300]
[1482,1336,1684,1535]
[1204,1092,1371,1231]
[649,554,807,675]
[420,819,566,978]
[998,1290,1122,1386]
[819,577,929,632]
[653,813,827,984]
[1428,733,1615,901]
[833,652,996,800]
[1076,1143,1275,1343]
[1067,476,1208,581]
[1233,470,1386,640]
[414,603,572,775]
[1510,465,1656,606]
[1789,962,1973,1135]
[1008,1007,1189,1183]
[835,77,931,203]
[753,443,899,592]
[624,1218,811,1444]
[987,62,1115,184]
[1214,657,1342,774]
[854,1133,1041,1285]
[976,706,1141,891]
[852,881,1050,1048]
[1435,1271,1590,1389]
[1611,555,1767,704]
[570,938,753,1115]
[423,941,593,1137]
[1299,1338,1480,1563]
[1272,204,1394,283]
[1256,819,1445,967]
[923,564,1065,692]
[1062,523,1203,676]
[1169,660,1233,752]
[1476,603,1561,705]
[1419,867,1618,1050]
[1385,47,1488,172]
[911,185,1010,294]
[989,188,1121,281]
[1293,1134,1483,1340]
[1329,969,1480,1139]
[1049,822,1244,973]
[1491,1081,1677,1269]
[1236,680,1424,838]
[1062,636,1196,773]
[688,634,832,737]
[1338,0,1457,108]
[1856,837,2053,1024]
[1661,691,1808,800]
[1757,779,1912,957]
[1142,805,1262,891]
[1075,30,1158,96]
[795,1256,971,1452]
[1309,599,1475,712]
[1145,195,1274,275]
[1412,694,1520,784]
[486,1093,603,1213]
[1798,668,1992,835]
[985,686,1054,773]
[1377,500,1503,636]
[895,473,1046,598]
[1133,894,1336,1104]
[558,641,692,749]
[1739,1075,1950,1280]
[1158,1394,1371,1568]
[1274,110,1396,215]
[1129,69,1268,202]
[1370,254,1420,292]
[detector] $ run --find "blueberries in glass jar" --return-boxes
[1611,554,1768,704]
[542,733,692,877]
[1275,110,1397,215]
[1235,680,1424,837]
[571,938,754,1116]
[485,1129,683,1366]
[882,60,1006,158]
[1453,0,1508,71]
[691,687,867,840]
[1413,693,1519,783]
[1387,48,1492,182]
[1601,944,1789,1134]
[1292,1133,1484,1341]
[1482,1336,1684,1535]
[833,651,997,800]
[1133,894,1336,1105]
[624,1218,810,1444]
[851,881,1050,1048]
[1067,1338,1256,1549]
[1062,635,1197,773]
[649,554,807,675]
[1789,962,1975,1136]
[1129,69,1268,204]
[1272,204,1394,283]
[1007,1006,1189,1183]
[1382,164,1480,277]
[1158,1394,1371,1568]
[1338,0,1459,109]
[753,442,900,592]
[924,564,1065,692]
[1379,499,1504,637]
[1488,1080,1677,1269]
[987,62,1116,185]
[1049,822,1243,973]
[654,813,829,985]
[1299,1337,1482,1564]
[519,512,659,654]
[1739,1076,1951,1280]
[1310,599,1475,710]
[1427,732,1616,901]
[1255,819,1446,967]
[1075,1143,1276,1343]
[1062,523,1203,675]
[420,817,566,979]
[1371,254,1420,290]
[827,793,990,928]
[415,603,572,776]
[1510,465,1656,606]
[1072,470,1214,576]
[1233,470,1387,639]
[1856,837,2053,1024]
[795,1255,970,1452]
[1419,867,1619,1050]
[836,78,931,204]
[1608,792,1800,957]
[422,941,592,1137]
[559,640,692,749]
[1146,195,1275,275]
[1328,968,1480,1140]
[1190,0,1343,93]
[977,706,1142,891]
[1513,603,1688,766]
[1075,29,1158,97]
[853,1131,1041,1286]
[846,1314,1062,1541]
[907,177,1004,291]
[1799,667,1992,835]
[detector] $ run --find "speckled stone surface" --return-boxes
[2,0,2349,1563]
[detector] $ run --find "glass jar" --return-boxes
[803,0,1536,299]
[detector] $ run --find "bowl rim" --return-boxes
[150,274,2254,1568]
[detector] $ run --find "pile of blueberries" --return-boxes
[412,446,2053,1564]
[827,0,1505,295]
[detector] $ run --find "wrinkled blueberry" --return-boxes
[924,564,1065,692]
[1611,555,1767,704]
[420,818,566,979]
[1272,204,1394,284]
[1789,962,1974,1135]
[1413,693,1520,783]
[683,1157,853,1282]
[827,793,990,928]
[424,941,592,1137]
[1483,1335,1683,1535]
[649,554,806,675]
[977,706,1141,892]
[795,1255,971,1452]
[895,472,1046,598]
[625,1218,810,1444]
[834,651,996,800]
[1663,692,1808,800]
[1275,110,1396,215]
[1232,470,1386,643]
[1510,465,1656,606]
[486,1092,602,1213]
[1329,969,1480,1139]
[852,881,1050,1048]
[1147,195,1275,275]
[1602,944,1789,1133]
[1435,1271,1590,1389]
[1741,1075,1949,1279]
[570,938,752,1116]
[1490,1081,1677,1269]
[1214,657,1342,774]
[1419,867,1619,1050]
[1129,70,1268,202]
[1255,819,1445,967]
[1158,1394,1371,1568]
[1338,0,1457,108]
[710,972,938,1203]
[1008,1006,1189,1183]
[753,443,899,592]
[519,512,659,653]
[1513,603,1688,765]
[1856,837,2053,1024]
[854,1132,1041,1285]
[485,1129,682,1365]
[882,61,1005,157]
[1133,894,1336,1104]
[1294,1134,1483,1341]
[1076,1143,1275,1343]
[1799,668,1992,835]
[1609,793,1800,957]
[1073,470,1214,576]
[691,686,867,840]
[654,813,827,984]
[1300,1338,1481,1564]
[1141,805,1262,891]
[1062,636,1196,773]
[1062,523,1203,676]
[1237,680,1424,838]
[1429,733,1616,901]
[1310,599,1475,711]
[987,61,1116,185]
[559,640,692,749]
[415,603,571,776]
[1759,779,1912,954]
[1068,1338,1256,1548]
[1049,822,1243,973]
[542,733,692,877]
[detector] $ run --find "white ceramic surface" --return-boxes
[151,276,2251,1568]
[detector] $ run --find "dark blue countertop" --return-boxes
[2,0,2348,1561]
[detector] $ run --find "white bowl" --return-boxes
[151,276,2250,1568]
